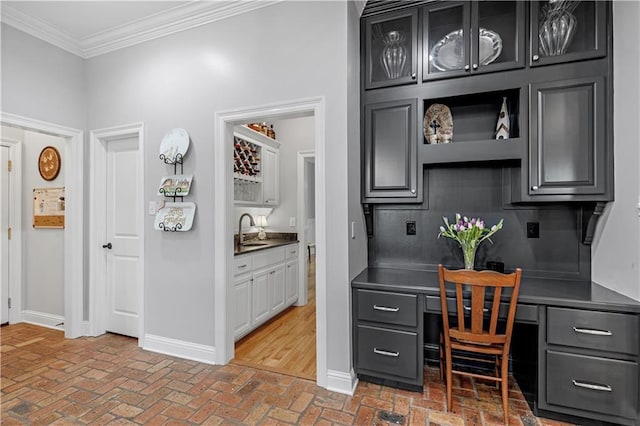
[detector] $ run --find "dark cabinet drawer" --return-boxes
[546,350,639,420]
[356,325,418,380]
[547,307,639,355]
[425,295,538,324]
[357,289,417,327]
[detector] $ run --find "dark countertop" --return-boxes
[352,267,640,313]
[234,239,298,256]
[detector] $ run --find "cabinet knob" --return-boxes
[464,64,470,71]
[410,189,416,194]
[531,185,539,191]
[411,72,416,79]
[532,54,540,62]
[472,63,478,70]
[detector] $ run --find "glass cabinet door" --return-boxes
[473,1,525,73]
[531,0,607,67]
[364,9,418,89]
[423,1,470,81]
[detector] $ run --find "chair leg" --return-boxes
[439,333,444,380]
[501,356,509,424]
[445,347,453,412]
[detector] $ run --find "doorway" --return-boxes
[0,114,83,338]
[232,124,317,380]
[214,97,328,387]
[89,123,145,341]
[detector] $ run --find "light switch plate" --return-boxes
[289,217,296,227]
[148,201,156,215]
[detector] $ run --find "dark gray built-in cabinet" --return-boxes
[361,0,613,204]
[363,99,420,201]
[529,76,606,197]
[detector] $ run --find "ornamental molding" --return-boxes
[1,1,281,58]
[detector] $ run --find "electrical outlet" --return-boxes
[406,221,416,235]
[526,222,540,238]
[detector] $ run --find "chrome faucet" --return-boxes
[238,213,255,247]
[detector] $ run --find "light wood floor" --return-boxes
[233,256,316,380]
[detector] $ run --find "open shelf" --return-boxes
[422,137,523,165]
[421,88,522,165]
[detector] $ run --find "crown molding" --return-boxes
[1,1,281,59]
[1,4,85,57]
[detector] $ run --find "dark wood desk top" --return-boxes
[352,267,640,314]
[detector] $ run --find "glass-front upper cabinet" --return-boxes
[364,9,418,90]
[530,0,607,67]
[423,1,525,81]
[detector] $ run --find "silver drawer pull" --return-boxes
[572,380,612,392]
[373,348,399,357]
[464,305,488,313]
[373,305,399,312]
[238,264,248,269]
[573,327,612,336]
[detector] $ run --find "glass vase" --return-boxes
[380,31,407,79]
[460,241,477,270]
[538,10,577,56]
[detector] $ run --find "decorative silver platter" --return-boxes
[430,28,503,72]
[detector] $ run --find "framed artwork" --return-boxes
[38,146,61,181]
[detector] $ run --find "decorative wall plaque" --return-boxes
[38,146,61,181]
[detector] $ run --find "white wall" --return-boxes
[0,24,87,130]
[347,1,368,281]
[592,1,640,301]
[1,126,66,317]
[84,1,354,381]
[267,116,315,231]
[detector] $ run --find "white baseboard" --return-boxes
[325,368,358,395]
[143,333,217,365]
[22,310,64,331]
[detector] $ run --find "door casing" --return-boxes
[0,113,83,337]
[89,123,145,343]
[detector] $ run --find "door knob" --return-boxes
[102,242,112,249]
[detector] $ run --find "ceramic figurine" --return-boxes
[495,97,510,139]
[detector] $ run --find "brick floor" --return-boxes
[1,323,575,425]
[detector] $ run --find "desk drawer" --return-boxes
[357,290,417,327]
[546,350,638,419]
[425,295,538,324]
[357,325,418,380]
[547,307,639,355]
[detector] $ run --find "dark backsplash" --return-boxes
[367,164,590,280]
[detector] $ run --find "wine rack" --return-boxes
[234,136,262,203]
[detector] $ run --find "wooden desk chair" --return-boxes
[437,264,522,425]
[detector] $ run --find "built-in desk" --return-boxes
[352,268,640,426]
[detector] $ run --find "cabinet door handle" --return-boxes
[573,326,612,336]
[410,189,416,194]
[572,380,612,392]
[373,348,399,357]
[472,63,478,70]
[464,64,470,71]
[464,305,488,313]
[373,305,399,312]
[531,185,539,191]
[532,54,540,61]
[411,72,416,79]
[238,264,248,269]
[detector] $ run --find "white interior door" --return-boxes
[0,146,9,324]
[104,137,141,337]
